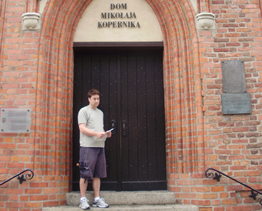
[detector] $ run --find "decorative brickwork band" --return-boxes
[199,0,211,13]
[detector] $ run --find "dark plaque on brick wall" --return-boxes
[222,93,251,114]
[221,60,246,93]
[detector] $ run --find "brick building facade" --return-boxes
[0,0,262,210]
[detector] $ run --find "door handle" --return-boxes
[122,120,126,136]
[111,119,116,135]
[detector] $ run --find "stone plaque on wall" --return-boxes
[0,108,31,133]
[221,60,246,93]
[221,60,252,114]
[222,93,251,114]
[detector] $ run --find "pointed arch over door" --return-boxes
[35,0,204,183]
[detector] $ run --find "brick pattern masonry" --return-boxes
[0,0,262,210]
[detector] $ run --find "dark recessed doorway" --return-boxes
[72,46,166,191]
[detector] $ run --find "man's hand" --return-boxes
[106,131,112,138]
[96,132,106,139]
[79,124,106,139]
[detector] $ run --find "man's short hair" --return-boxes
[88,88,100,99]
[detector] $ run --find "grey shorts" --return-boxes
[79,147,107,180]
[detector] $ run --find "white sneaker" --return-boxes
[79,197,90,210]
[93,197,109,208]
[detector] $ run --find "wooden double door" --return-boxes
[72,47,166,191]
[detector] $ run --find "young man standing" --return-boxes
[78,89,111,209]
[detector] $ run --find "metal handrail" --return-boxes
[205,168,262,205]
[0,169,34,186]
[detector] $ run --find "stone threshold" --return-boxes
[43,204,199,211]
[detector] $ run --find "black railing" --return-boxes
[205,168,262,205]
[0,169,34,186]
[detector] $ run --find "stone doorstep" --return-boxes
[43,205,199,211]
[44,191,199,211]
[66,191,176,206]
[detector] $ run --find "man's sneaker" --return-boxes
[93,197,109,208]
[79,197,90,210]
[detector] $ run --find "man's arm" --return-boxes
[79,123,106,139]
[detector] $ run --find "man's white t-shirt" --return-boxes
[78,105,106,148]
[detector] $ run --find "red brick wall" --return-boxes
[168,0,262,209]
[0,0,262,210]
[0,0,74,209]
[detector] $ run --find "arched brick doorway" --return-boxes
[36,0,204,196]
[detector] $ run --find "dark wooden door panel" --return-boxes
[73,47,166,191]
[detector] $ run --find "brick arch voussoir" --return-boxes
[177,0,203,173]
[147,0,203,173]
[36,0,203,175]
[35,0,91,175]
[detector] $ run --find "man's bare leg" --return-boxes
[92,177,109,208]
[80,178,88,198]
[92,177,101,198]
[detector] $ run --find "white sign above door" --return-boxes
[73,0,163,42]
